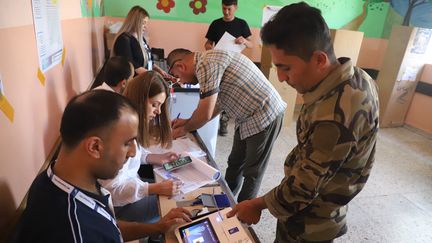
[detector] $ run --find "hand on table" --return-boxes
[153,179,183,196]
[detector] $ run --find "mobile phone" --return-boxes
[163,156,192,172]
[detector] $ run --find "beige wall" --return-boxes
[0,1,105,233]
[357,38,388,70]
[0,0,82,28]
[331,29,364,66]
[405,64,432,134]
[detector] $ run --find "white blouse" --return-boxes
[99,141,151,207]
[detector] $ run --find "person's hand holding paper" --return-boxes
[214,32,246,53]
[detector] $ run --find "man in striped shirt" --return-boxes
[167,49,286,202]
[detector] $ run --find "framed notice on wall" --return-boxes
[31,0,63,73]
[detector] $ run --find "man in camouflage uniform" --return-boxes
[227,2,379,242]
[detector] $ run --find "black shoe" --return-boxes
[218,120,228,136]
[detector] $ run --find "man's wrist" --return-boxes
[183,119,192,133]
[253,197,267,210]
[150,220,163,235]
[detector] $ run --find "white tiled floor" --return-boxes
[214,120,432,243]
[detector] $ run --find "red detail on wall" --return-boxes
[157,0,175,13]
[189,0,207,15]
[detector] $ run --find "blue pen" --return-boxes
[176,112,181,120]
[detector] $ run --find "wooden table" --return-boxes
[156,132,259,243]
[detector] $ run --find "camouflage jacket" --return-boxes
[264,58,379,242]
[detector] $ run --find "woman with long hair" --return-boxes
[100,71,181,223]
[112,6,169,78]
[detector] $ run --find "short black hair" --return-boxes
[60,90,137,148]
[261,2,336,62]
[104,56,132,87]
[222,0,237,6]
[166,48,192,67]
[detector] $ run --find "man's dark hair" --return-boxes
[104,56,132,87]
[222,0,237,6]
[60,90,137,148]
[261,2,336,62]
[167,48,192,67]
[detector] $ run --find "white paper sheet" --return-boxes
[214,32,246,53]
[147,137,206,158]
[154,153,220,194]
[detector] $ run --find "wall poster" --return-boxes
[31,0,63,72]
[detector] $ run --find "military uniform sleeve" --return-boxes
[264,120,355,222]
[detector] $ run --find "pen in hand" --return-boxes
[172,113,181,127]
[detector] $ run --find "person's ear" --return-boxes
[84,136,103,159]
[313,51,328,69]
[121,79,127,88]
[177,62,186,73]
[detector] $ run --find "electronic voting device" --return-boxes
[175,207,253,243]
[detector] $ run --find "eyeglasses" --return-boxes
[167,59,182,77]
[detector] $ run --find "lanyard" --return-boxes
[47,165,123,242]
[143,39,153,70]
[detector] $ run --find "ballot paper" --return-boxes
[147,137,206,158]
[154,153,221,194]
[214,32,246,53]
